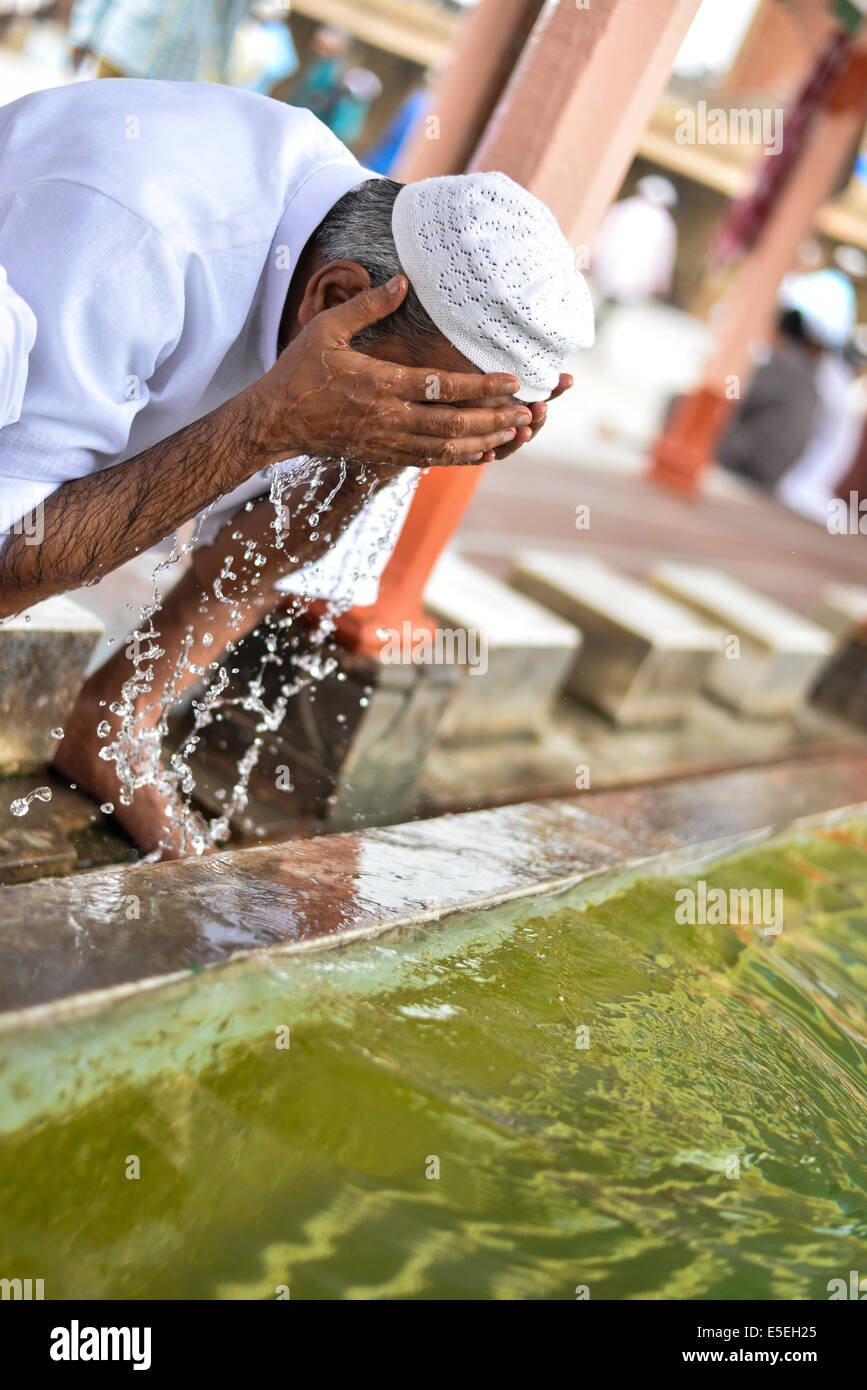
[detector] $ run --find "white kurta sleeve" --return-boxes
[0,180,184,534]
[274,465,419,609]
[0,266,36,430]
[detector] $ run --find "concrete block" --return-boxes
[182,626,458,835]
[423,551,581,741]
[511,552,719,725]
[811,620,867,728]
[818,583,867,643]
[0,596,104,774]
[651,562,834,718]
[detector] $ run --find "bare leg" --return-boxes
[53,500,298,858]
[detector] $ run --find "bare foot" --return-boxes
[52,686,215,861]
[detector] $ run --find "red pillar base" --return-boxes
[647,386,733,494]
[334,464,488,657]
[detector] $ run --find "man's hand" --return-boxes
[252,276,533,468]
[476,373,573,463]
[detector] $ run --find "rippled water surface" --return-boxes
[1,822,866,1299]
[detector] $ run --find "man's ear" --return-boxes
[297,260,372,326]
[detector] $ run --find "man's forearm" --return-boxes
[0,389,269,618]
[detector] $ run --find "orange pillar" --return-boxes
[720,0,837,97]
[396,0,544,184]
[649,42,867,494]
[341,0,703,654]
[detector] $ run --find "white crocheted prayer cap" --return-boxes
[392,171,594,402]
[0,266,36,428]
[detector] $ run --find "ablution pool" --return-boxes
[1,821,865,1300]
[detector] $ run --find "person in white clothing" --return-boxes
[590,175,678,307]
[0,267,37,543]
[0,79,592,857]
[0,267,36,431]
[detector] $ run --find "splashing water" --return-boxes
[86,456,404,858]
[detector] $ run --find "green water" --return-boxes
[1,822,867,1300]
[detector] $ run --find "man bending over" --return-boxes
[0,79,593,855]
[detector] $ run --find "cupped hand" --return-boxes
[475,374,573,463]
[255,276,533,469]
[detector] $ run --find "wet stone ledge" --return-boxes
[0,751,864,1022]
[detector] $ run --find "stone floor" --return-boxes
[0,772,135,886]
[419,692,865,815]
[461,454,866,620]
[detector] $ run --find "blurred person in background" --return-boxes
[68,0,251,81]
[590,174,679,319]
[327,65,381,147]
[364,80,432,175]
[229,1,298,95]
[719,269,855,495]
[776,271,860,521]
[284,22,349,122]
[835,376,867,506]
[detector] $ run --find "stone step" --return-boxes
[650,562,834,718]
[0,596,104,775]
[511,552,719,725]
[422,550,580,741]
[812,588,867,728]
[819,583,867,643]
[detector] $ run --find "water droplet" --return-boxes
[100,802,114,815]
[97,720,111,738]
[10,785,52,816]
[51,727,65,739]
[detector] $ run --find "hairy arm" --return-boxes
[0,278,526,620]
[0,391,266,620]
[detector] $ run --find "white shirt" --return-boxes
[0,266,36,432]
[777,353,862,523]
[0,78,415,604]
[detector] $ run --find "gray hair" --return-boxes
[313,178,440,352]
